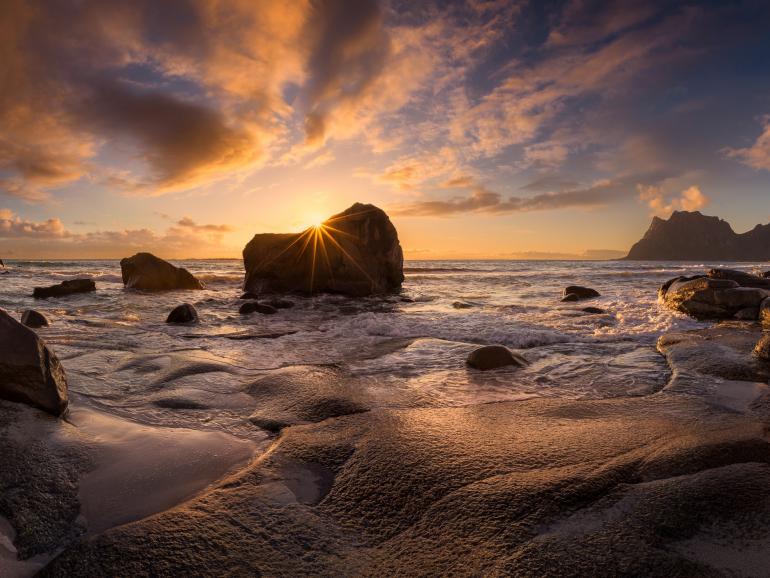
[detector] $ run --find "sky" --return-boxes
[1,0,770,259]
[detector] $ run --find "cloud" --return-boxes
[391,177,641,216]
[637,184,709,216]
[0,209,235,257]
[725,116,770,171]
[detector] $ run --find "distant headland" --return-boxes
[625,211,770,261]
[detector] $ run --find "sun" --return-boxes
[305,214,326,230]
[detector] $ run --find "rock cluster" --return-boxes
[659,268,770,320]
[121,253,204,292]
[242,203,404,297]
[33,278,95,298]
[0,309,68,416]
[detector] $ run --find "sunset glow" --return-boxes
[1,0,769,259]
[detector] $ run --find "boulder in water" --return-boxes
[0,309,68,415]
[582,306,605,314]
[239,302,277,315]
[21,309,49,328]
[466,345,527,370]
[120,253,204,292]
[166,303,198,324]
[265,298,295,309]
[33,278,95,299]
[242,203,403,297]
[563,286,600,300]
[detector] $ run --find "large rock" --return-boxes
[658,273,770,320]
[466,345,527,370]
[708,268,770,288]
[120,253,204,292]
[33,278,95,299]
[243,203,404,297]
[625,210,770,260]
[0,309,68,415]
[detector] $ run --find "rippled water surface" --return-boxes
[1,259,763,435]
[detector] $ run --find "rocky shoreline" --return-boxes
[3,213,770,575]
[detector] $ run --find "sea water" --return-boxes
[0,259,756,437]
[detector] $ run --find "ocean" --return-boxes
[0,258,750,438]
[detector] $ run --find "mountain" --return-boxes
[625,211,770,260]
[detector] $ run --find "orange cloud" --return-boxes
[637,184,710,216]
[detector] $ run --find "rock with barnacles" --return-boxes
[242,203,404,297]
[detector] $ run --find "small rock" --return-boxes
[754,334,770,360]
[563,286,600,300]
[452,301,473,309]
[561,293,580,302]
[166,303,198,324]
[582,306,605,314]
[21,309,49,328]
[33,278,95,299]
[467,345,527,370]
[239,302,278,315]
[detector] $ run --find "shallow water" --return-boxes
[1,258,764,432]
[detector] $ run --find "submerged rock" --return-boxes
[239,302,277,315]
[582,306,606,314]
[0,309,68,415]
[239,291,260,300]
[466,345,527,370]
[166,303,198,324]
[33,278,95,299]
[452,301,473,309]
[563,286,600,300]
[243,203,404,297]
[21,309,49,328]
[120,253,204,292]
[561,293,579,302]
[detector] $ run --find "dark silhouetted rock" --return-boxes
[21,309,49,328]
[0,309,67,415]
[452,301,473,309]
[561,293,579,302]
[753,334,770,360]
[120,253,204,292]
[243,203,404,297]
[582,306,606,314]
[33,278,95,299]
[563,286,600,299]
[239,302,277,315]
[466,345,527,370]
[626,211,770,260]
[707,268,770,288]
[166,303,198,324]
